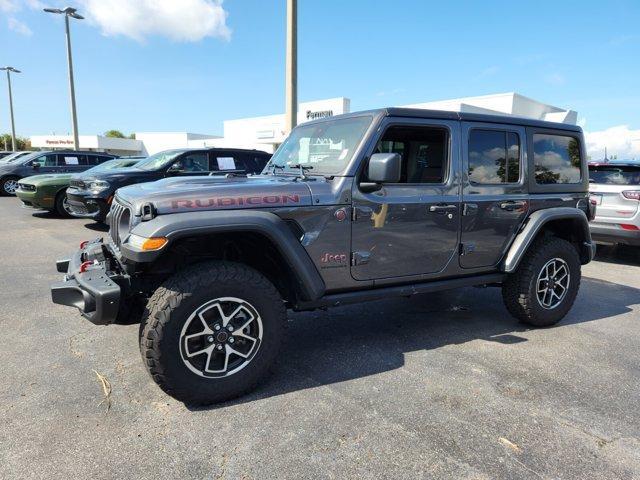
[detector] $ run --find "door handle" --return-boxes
[429,204,457,214]
[499,201,527,212]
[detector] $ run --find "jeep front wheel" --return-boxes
[139,261,286,405]
[502,236,581,327]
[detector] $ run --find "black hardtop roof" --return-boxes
[38,150,116,155]
[325,107,583,133]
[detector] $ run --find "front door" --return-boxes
[350,119,461,281]
[460,122,529,269]
[167,151,211,177]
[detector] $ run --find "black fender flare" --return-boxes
[121,210,326,301]
[501,207,596,273]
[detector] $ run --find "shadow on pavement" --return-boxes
[83,222,109,232]
[594,243,640,267]
[190,276,639,411]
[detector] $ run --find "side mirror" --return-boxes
[360,153,401,192]
[167,164,182,174]
[31,162,40,169]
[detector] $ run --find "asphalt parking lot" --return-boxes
[1,198,639,480]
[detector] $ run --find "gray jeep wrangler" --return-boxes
[51,108,596,405]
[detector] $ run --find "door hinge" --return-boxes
[351,251,371,266]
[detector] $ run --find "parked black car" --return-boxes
[0,150,117,195]
[65,147,271,222]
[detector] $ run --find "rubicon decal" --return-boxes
[170,194,300,210]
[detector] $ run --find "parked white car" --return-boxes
[589,162,640,246]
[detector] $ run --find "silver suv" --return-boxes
[589,162,640,246]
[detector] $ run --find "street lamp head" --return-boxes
[43,6,83,19]
[0,67,21,73]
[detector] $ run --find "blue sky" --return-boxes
[1,0,640,156]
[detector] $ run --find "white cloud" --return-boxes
[585,125,640,160]
[8,16,32,36]
[78,0,231,43]
[0,0,19,12]
[543,72,566,86]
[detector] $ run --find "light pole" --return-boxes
[0,66,20,151]
[284,0,297,135]
[44,6,84,151]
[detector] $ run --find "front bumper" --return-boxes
[66,189,110,219]
[590,223,640,246]
[16,190,54,210]
[50,239,127,325]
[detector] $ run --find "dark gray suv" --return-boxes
[0,150,116,195]
[52,108,596,405]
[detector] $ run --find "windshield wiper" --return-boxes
[268,163,285,175]
[290,164,313,179]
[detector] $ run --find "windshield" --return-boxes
[589,165,640,185]
[267,116,373,175]
[135,150,186,171]
[85,158,142,173]
[0,151,30,164]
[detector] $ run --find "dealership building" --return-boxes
[29,93,577,156]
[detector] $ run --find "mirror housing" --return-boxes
[167,163,183,174]
[367,152,401,183]
[31,162,40,169]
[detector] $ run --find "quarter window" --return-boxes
[468,130,520,184]
[533,134,582,184]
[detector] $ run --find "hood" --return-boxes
[76,167,153,182]
[20,173,73,185]
[117,175,313,215]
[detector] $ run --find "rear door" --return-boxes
[460,122,529,269]
[589,164,640,223]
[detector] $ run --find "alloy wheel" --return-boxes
[3,179,18,194]
[179,297,263,378]
[536,258,570,309]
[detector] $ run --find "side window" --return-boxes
[211,154,239,171]
[468,130,520,184]
[374,125,448,183]
[87,155,102,165]
[533,134,582,184]
[31,154,56,167]
[94,155,112,165]
[174,152,208,172]
[59,154,86,166]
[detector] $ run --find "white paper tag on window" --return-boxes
[65,156,79,165]
[217,157,236,170]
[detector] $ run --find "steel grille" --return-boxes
[109,199,128,246]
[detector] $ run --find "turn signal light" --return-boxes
[127,234,168,251]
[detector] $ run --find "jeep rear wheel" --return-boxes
[139,261,286,405]
[502,236,581,327]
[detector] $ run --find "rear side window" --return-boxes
[588,165,640,185]
[468,129,520,184]
[533,134,582,184]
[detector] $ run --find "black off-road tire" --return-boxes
[139,261,287,405]
[1,176,20,196]
[54,191,72,218]
[502,236,581,327]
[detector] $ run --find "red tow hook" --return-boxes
[79,260,94,273]
[80,240,89,249]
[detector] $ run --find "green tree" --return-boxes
[104,130,126,138]
[0,134,31,151]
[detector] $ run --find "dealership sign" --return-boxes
[306,110,333,120]
[45,139,74,145]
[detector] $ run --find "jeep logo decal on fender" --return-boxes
[170,194,300,210]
